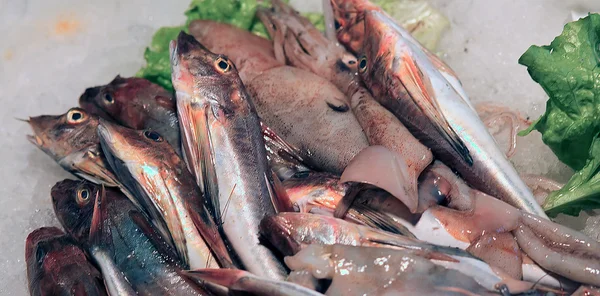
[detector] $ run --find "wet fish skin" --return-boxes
[189,20,370,174]
[79,76,182,156]
[26,108,119,187]
[97,119,234,269]
[185,269,324,296]
[84,183,210,295]
[25,227,107,296]
[286,244,492,296]
[171,31,286,279]
[358,10,545,217]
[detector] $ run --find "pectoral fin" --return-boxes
[398,51,473,165]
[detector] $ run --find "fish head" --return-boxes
[330,0,380,54]
[26,227,106,296]
[27,108,99,160]
[78,76,128,122]
[97,118,177,170]
[357,10,399,98]
[79,76,172,130]
[51,179,98,243]
[171,31,250,117]
[259,213,304,256]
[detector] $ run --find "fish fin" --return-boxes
[184,268,246,290]
[197,104,221,225]
[183,187,236,269]
[88,186,112,252]
[398,52,473,165]
[266,171,295,213]
[261,122,317,171]
[177,100,222,225]
[98,137,176,253]
[333,182,364,219]
[348,204,416,238]
[129,210,183,267]
[58,146,120,187]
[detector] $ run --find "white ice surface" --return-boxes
[1,0,600,294]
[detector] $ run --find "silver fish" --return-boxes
[170,31,286,279]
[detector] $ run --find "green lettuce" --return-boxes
[136,0,324,91]
[519,13,600,215]
[519,14,600,170]
[544,135,600,217]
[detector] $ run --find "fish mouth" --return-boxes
[175,31,207,55]
[27,134,43,147]
[24,117,47,148]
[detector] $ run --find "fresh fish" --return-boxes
[402,162,583,291]
[286,244,491,296]
[283,171,419,234]
[51,180,99,242]
[60,181,210,295]
[26,108,119,187]
[97,119,233,269]
[79,76,182,156]
[261,212,556,294]
[330,0,467,107]
[259,2,433,211]
[170,31,286,279]
[185,269,324,296]
[26,227,107,296]
[188,20,370,174]
[357,10,545,217]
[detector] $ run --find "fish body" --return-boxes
[286,244,491,296]
[97,119,233,269]
[26,227,106,296]
[189,20,369,174]
[170,32,286,279]
[26,108,119,187]
[358,10,544,217]
[79,76,182,156]
[91,184,210,295]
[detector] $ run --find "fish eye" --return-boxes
[215,57,231,73]
[77,188,90,205]
[104,93,114,104]
[67,109,86,124]
[334,20,341,30]
[143,130,163,142]
[358,56,368,73]
[292,171,311,179]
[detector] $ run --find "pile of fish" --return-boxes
[23,0,600,295]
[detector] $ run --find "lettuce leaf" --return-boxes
[136,0,324,91]
[519,13,600,215]
[137,0,282,91]
[519,13,600,170]
[544,135,600,217]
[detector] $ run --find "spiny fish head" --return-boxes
[357,10,399,97]
[171,31,249,116]
[79,76,172,129]
[26,108,99,159]
[97,118,177,169]
[51,179,98,243]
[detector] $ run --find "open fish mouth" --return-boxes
[27,134,43,147]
